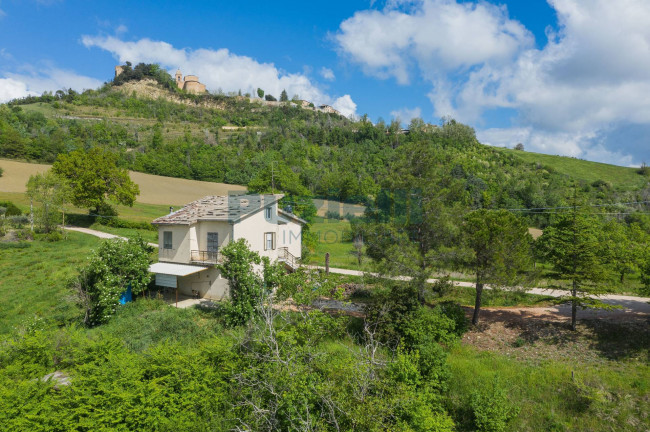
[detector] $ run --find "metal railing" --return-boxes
[278,247,298,269]
[191,250,220,264]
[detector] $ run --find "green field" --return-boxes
[0,232,101,334]
[498,148,646,190]
[447,345,649,431]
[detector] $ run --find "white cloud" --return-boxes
[0,67,103,103]
[335,0,650,165]
[390,106,421,124]
[332,94,357,118]
[82,35,356,116]
[320,67,335,81]
[335,0,533,84]
[0,78,35,102]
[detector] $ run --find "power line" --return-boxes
[506,200,650,212]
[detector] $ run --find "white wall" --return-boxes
[233,204,280,260]
[195,220,232,252]
[158,225,191,263]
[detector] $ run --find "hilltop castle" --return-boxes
[114,65,207,95]
[174,69,206,94]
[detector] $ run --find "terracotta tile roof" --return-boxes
[152,194,284,225]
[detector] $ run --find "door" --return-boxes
[207,232,219,261]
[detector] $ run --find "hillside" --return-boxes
[497,148,646,191]
[2,74,649,229]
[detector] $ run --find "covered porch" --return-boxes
[149,262,210,307]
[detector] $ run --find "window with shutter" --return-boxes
[163,231,173,249]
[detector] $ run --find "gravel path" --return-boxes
[64,226,159,248]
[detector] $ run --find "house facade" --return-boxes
[149,194,304,300]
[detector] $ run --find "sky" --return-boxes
[0,0,648,167]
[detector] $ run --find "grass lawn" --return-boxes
[497,147,646,190]
[308,216,371,270]
[0,232,102,335]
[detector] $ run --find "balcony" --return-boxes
[190,250,220,264]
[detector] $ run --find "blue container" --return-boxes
[119,283,133,304]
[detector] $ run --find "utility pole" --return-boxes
[271,161,277,194]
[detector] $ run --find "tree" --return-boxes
[603,220,643,283]
[26,171,70,233]
[514,143,525,151]
[257,88,265,99]
[52,147,139,214]
[265,94,277,102]
[280,89,288,102]
[218,239,284,326]
[462,209,533,325]
[538,210,612,330]
[73,236,152,326]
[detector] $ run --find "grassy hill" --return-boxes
[497,148,646,191]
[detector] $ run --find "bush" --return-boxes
[325,210,343,220]
[9,215,29,228]
[41,230,63,242]
[0,201,21,216]
[471,376,519,432]
[72,236,153,326]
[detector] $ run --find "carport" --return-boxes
[149,262,208,307]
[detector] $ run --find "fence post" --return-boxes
[325,252,330,275]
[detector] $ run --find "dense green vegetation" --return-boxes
[0,234,647,431]
[1,66,649,430]
[3,67,647,224]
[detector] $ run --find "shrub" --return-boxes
[9,215,29,228]
[41,230,63,242]
[0,201,21,216]
[471,376,519,432]
[72,236,153,326]
[325,210,343,220]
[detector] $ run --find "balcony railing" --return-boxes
[191,250,220,264]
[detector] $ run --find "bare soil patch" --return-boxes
[463,306,649,363]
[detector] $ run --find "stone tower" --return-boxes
[175,69,184,90]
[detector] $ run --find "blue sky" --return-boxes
[1,0,648,166]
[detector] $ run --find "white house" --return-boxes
[148,194,305,300]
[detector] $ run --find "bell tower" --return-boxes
[175,69,184,89]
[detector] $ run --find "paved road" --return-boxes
[66,227,650,315]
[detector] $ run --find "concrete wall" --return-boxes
[195,220,232,252]
[177,266,229,300]
[233,204,279,260]
[277,217,302,259]
[158,225,191,263]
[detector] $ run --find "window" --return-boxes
[265,207,272,219]
[163,231,173,249]
[264,232,275,250]
[207,232,219,252]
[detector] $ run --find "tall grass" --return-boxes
[447,345,650,431]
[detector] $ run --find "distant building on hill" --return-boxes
[174,69,207,94]
[113,65,207,95]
